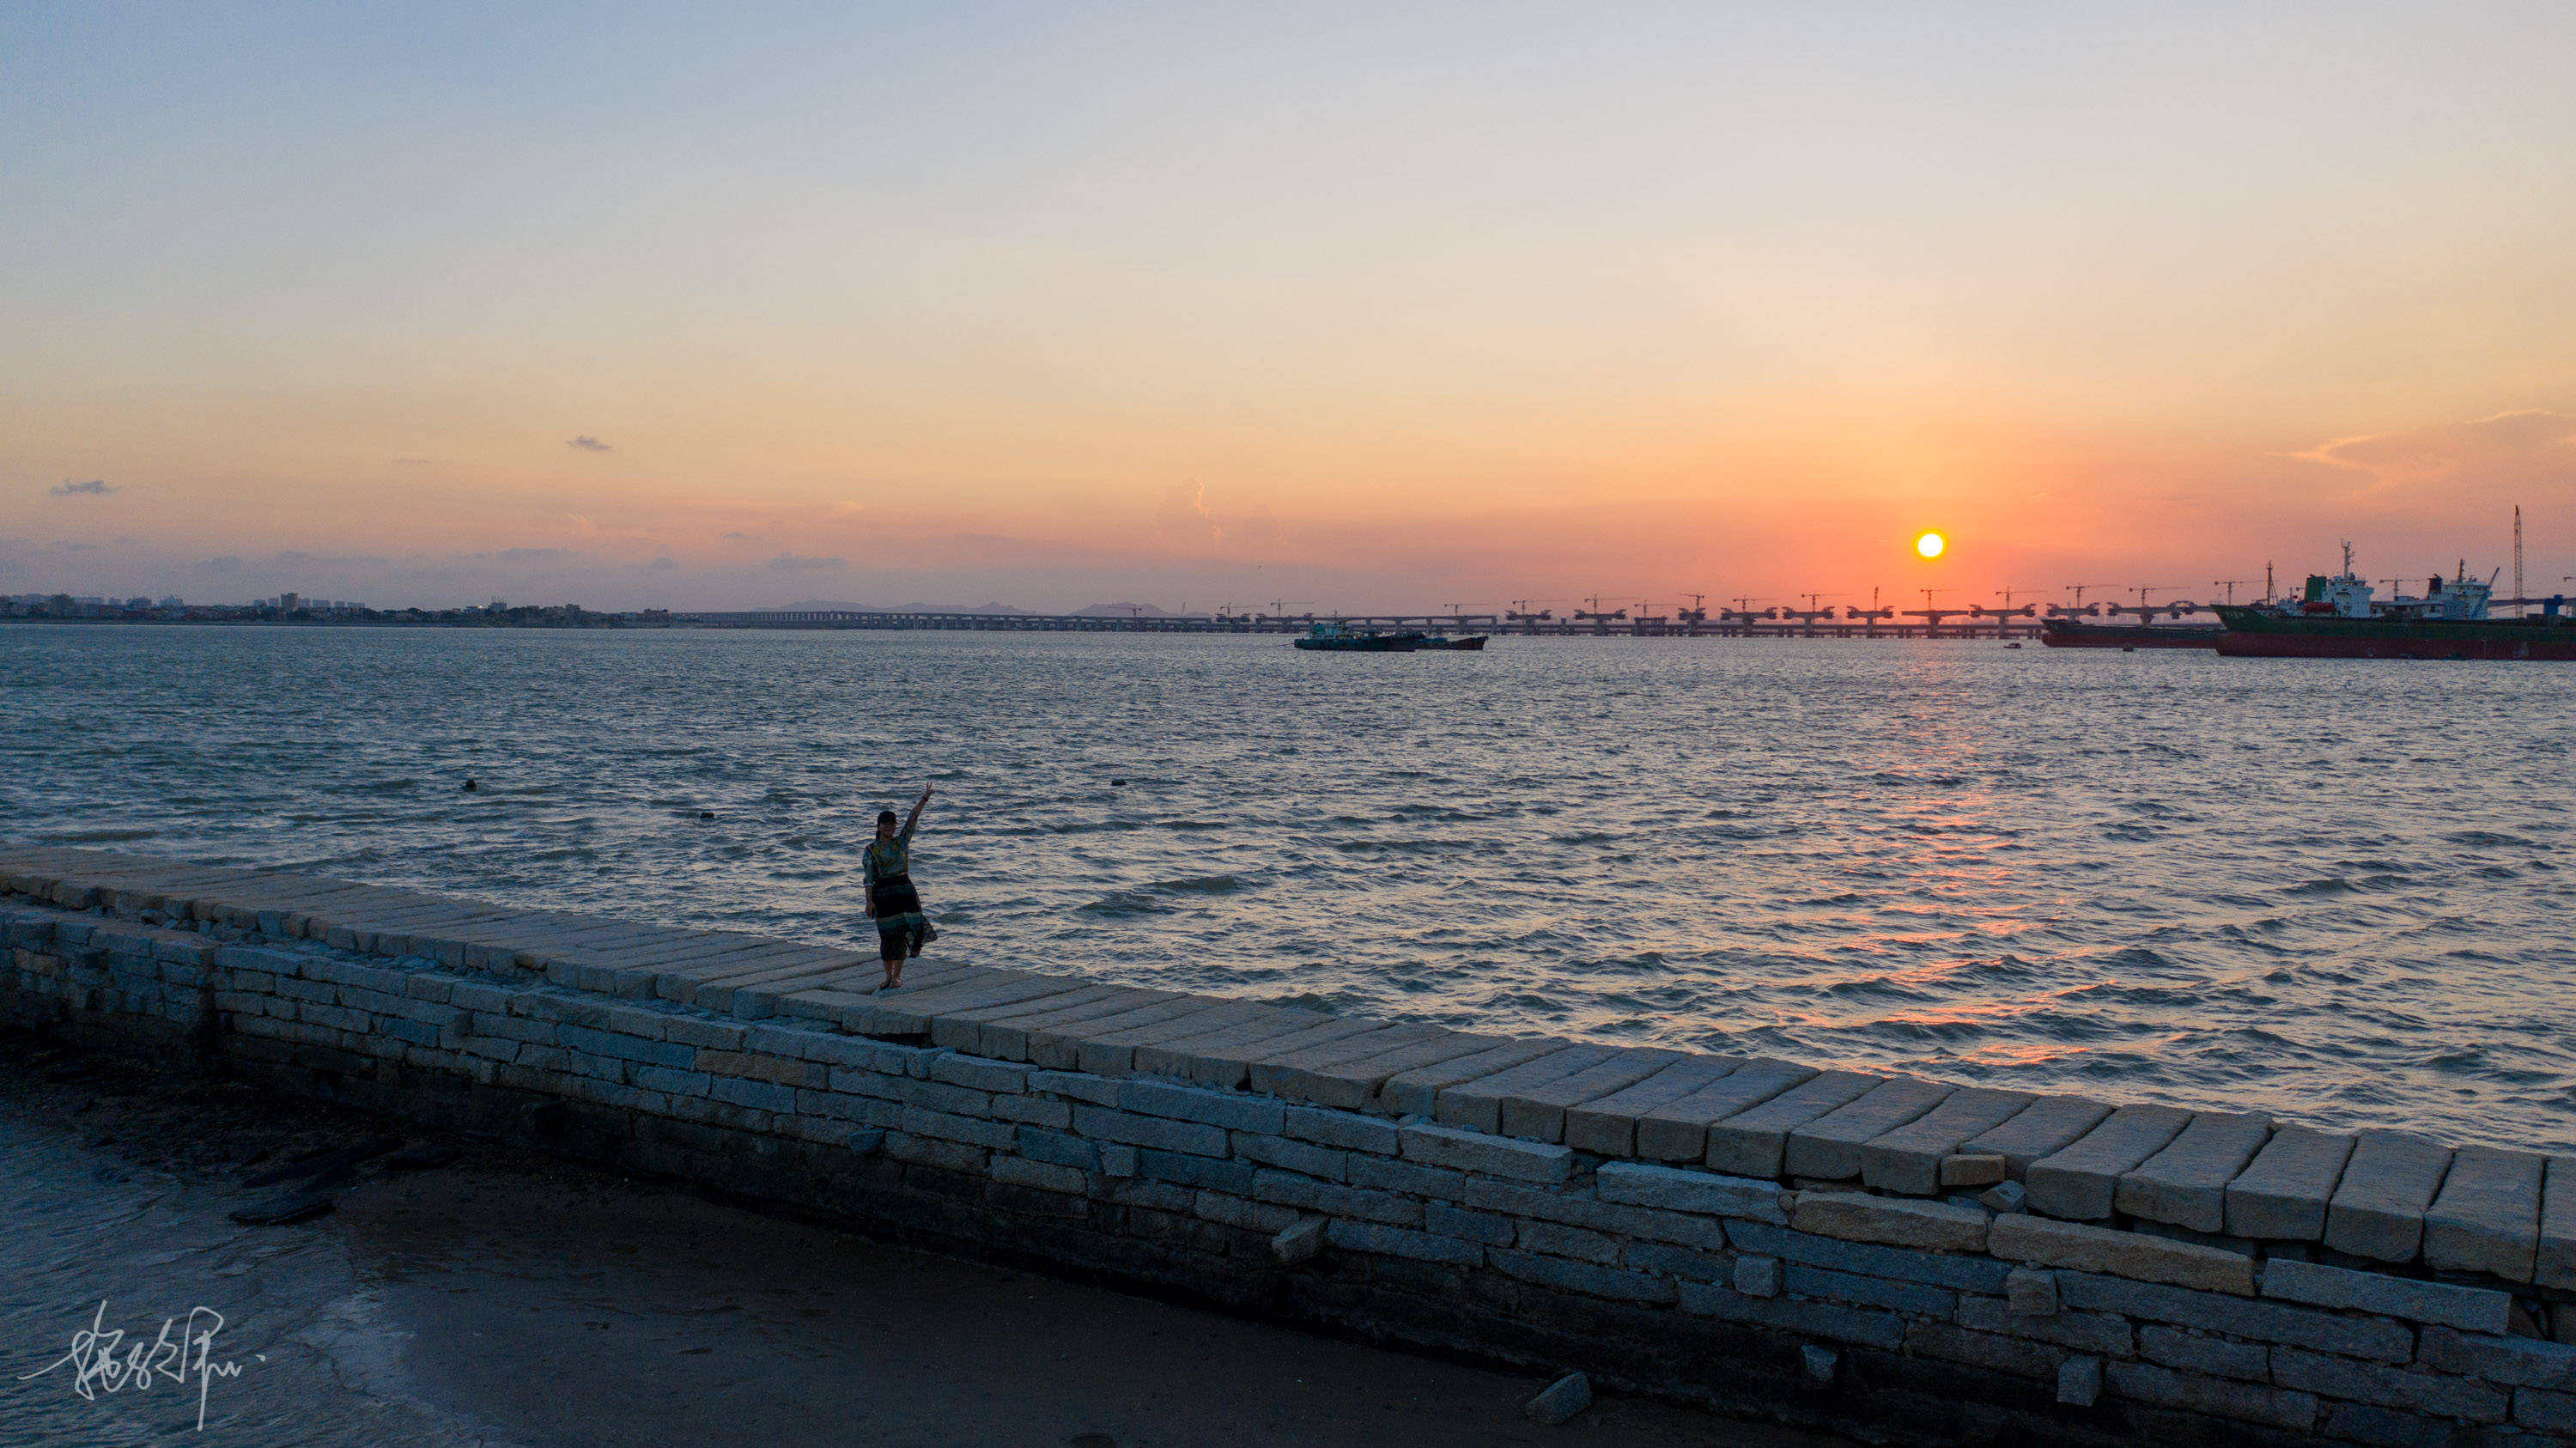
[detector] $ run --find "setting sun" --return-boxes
[1916,532,1947,559]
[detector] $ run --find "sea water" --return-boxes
[3,624,2568,1147]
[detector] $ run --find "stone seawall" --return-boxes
[3,845,2572,1446]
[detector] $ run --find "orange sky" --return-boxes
[5,6,2573,611]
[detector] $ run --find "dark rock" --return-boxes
[229,1189,338,1226]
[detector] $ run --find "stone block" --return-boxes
[1675,1281,1905,1349]
[1990,1213,2253,1294]
[2138,1324,2269,1382]
[1327,1219,1485,1266]
[2104,1359,2316,1431]
[1432,1043,1615,1134]
[1938,1153,2008,1189]
[1801,1344,1838,1385]
[1735,1255,1782,1297]
[1961,1095,2114,1178]
[1028,1069,1123,1107]
[989,1155,1088,1196]
[2416,1327,2576,1390]
[2115,1110,2275,1234]
[2005,1266,2059,1317]
[1978,1180,2026,1214]
[1517,1220,1624,1265]
[1281,1104,1399,1156]
[2026,1104,2191,1220]
[2518,1386,2576,1434]
[1490,1249,1677,1304]
[1097,1145,1139,1177]
[883,1131,987,1175]
[2058,1355,2103,1407]
[1375,1037,1567,1117]
[2423,1144,2544,1282]
[2325,1129,2453,1263]
[1464,1178,1725,1250]
[1136,1148,1256,1196]
[1119,1077,1286,1134]
[1956,1294,2133,1355]
[1255,1029,1500,1112]
[1252,1170,1421,1226]
[2270,1348,2509,1423]
[2056,1271,2414,1363]
[1622,1240,1731,1281]
[898,1106,1016,1150]
[1015,1127,1100,1171]
[1496,1046,1686,1143]
[1072,1104,1230,1159]
[1272,1216,1326,1263]
[986,1092,1072,1129]
[928,1053,1036,1094]
[1193,1190,1301,1233]
[1727,1219,2011,1293]
[1789,1193,1989,1253]
[1397,1122,1573,1183]
[1524,1372,1592,1426]
[2543,1156,2576,1291]
[2225,1126,2354,1241]
[2260,1257,2510,1334]
[1905,1321,2065,1379]
[1231,1131,1347,1182]
[1425,1204,1516,1246]
[1561,1054,1745,1156]
[1787,1076,1954,1182]
[1595,1161,1790,1225]
[1786,1262,1956,1316]
[1346,1153,1464,1200]
[1704,1069,1880,1178]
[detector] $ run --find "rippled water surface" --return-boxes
[4,623,2570,1147]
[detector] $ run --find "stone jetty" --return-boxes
[4,845,2572,1445]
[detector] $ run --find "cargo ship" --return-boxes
[2039,618,2222,649]
[1293,621,1487,652]
[2213,550,2576,660]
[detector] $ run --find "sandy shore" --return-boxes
[0,1031,1843,1448]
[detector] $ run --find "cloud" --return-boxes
[2287,411,2576,501]
[1156,480,1224,547]
[721,530,752,540]
[567,435,614,453]
[766,552,848,572]
[50,479,114,496]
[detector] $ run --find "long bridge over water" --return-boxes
[680,604,2224,640]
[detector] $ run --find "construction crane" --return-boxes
[2212,580,2252,607]
[1574,593,1632,632]
[2096,587,2182,624]
[2064,583,2112,611]
[1260,599,1314,631]
[1506,599,1561,628]
[1675,592,1711,628]
[1719,598,1773,634]
[1899,587,1964,634]
[1780,593,1844,636]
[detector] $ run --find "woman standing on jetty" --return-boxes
[863,784,935,989]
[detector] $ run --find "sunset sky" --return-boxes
[6,3,2573,611]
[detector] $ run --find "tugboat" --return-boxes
[2213,545,2576,660]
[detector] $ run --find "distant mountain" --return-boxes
[1072,602,1200,618]
[773,599,1030,615]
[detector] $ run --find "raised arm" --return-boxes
[902,783,933,839]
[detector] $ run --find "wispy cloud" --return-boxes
[2286,411,2576,499]
[567,435,614,453]
[49,478,114,496]
[766,552,848,572]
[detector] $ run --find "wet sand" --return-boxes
[0,1034,1844,1448]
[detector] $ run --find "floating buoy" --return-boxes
[1110,779,1126,787]
[699,811,715,819]
[461,779,477,792]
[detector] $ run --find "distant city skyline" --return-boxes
[6,4,2572,611]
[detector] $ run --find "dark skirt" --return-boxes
[871,874,928,960]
